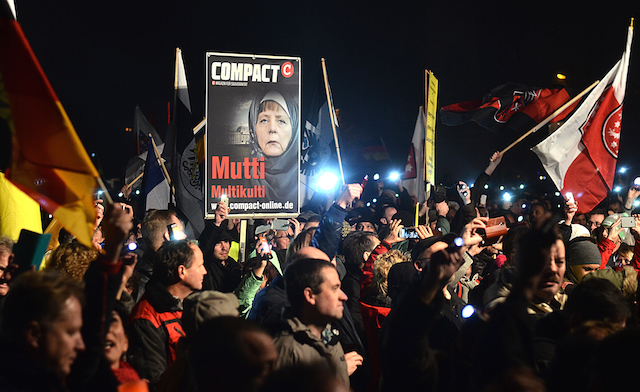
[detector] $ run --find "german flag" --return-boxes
[0,1,98,247]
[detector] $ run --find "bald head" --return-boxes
[290,247,330,264]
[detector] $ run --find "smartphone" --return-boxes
[480,194,488,206]
[399,227,420,239]
[484,216,508,239]
[565,192,574,204]
[13,230,51,275]
[272,219,290,232]
[621,216,635,228]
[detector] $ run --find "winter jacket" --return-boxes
[274,317,349,386]
[128,281,185,386]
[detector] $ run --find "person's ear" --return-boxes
[26,321,42,349]
[413,260,423,272]
[303,287,316,306]
[178,264,187,279]
[163,230,171,242]
[363,251,372,263]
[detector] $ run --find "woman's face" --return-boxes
[255,101,292,157]
[104,311,128,368]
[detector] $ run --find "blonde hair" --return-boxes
[45,241,99,281]
[372,250,407,297]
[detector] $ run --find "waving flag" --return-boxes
[532,23,633,214]
[0,2,97,247]
[441,83,575,133]
[403,108,427,202]
[300,67,339,204]
[143,142,170,211]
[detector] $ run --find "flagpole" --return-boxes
[498,80,599,157]
[321,58,345,185]
[125,172,144,189]
[151,135,175,195]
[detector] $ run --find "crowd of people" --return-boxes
[1,150,640,392]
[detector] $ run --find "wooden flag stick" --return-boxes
[498,80,599,157]
[321,58,345,185]
[150,135,175,196]
[125,172,144,189]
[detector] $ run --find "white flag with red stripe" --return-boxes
[402,107,426,203]
[532,24,633,214]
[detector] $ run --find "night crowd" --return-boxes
[1,151,640,392]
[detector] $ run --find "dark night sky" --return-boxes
[14,0,640,196]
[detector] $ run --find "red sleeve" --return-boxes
[632,240,640,274]
[360,241,391,298]
[598,238,616,270]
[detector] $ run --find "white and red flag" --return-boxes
[532,24,633,214]
[403,107,427,203]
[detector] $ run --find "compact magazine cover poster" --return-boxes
[205,53,301,218]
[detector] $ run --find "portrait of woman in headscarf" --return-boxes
[248,90,299,205]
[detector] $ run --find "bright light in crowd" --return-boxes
[503,192,511,201]
[461,304,475,319]
[634,177,640,186]
[135,189,140,195]
[519,184,525,190]
[372,198,377,203]
[517,216,524,223]
[48,214,53,219]
[634,200,640,207]
[619,167,627,174]
[388,172,400,181]
[91,152,96,157]
[499,185,505,191]
[556,73,567,80]
[366,202,371,207]
[97,190,104,195]
[373,173,380,181]
[554,192,561,197]
[127,242,138,251]
[614,186,622,193]
[317,172,339,191]
[118,192,124,198]
[483,184,489,189]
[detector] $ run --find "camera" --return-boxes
[621,216,635,228]
[399,227,419,239]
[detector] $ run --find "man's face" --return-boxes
[356,221,376,233]
[272,231,290,251]
[570,263,599,283]
[381,207,397,225]
[183,244,207,291]
[41,296,85,378]
[213,240,230,261]
[0,249,11,297]
[255,102,292,157]
[587,213,605,233]
[311,267,347,322]
[530,205,545,224]
[531,239,566,303]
